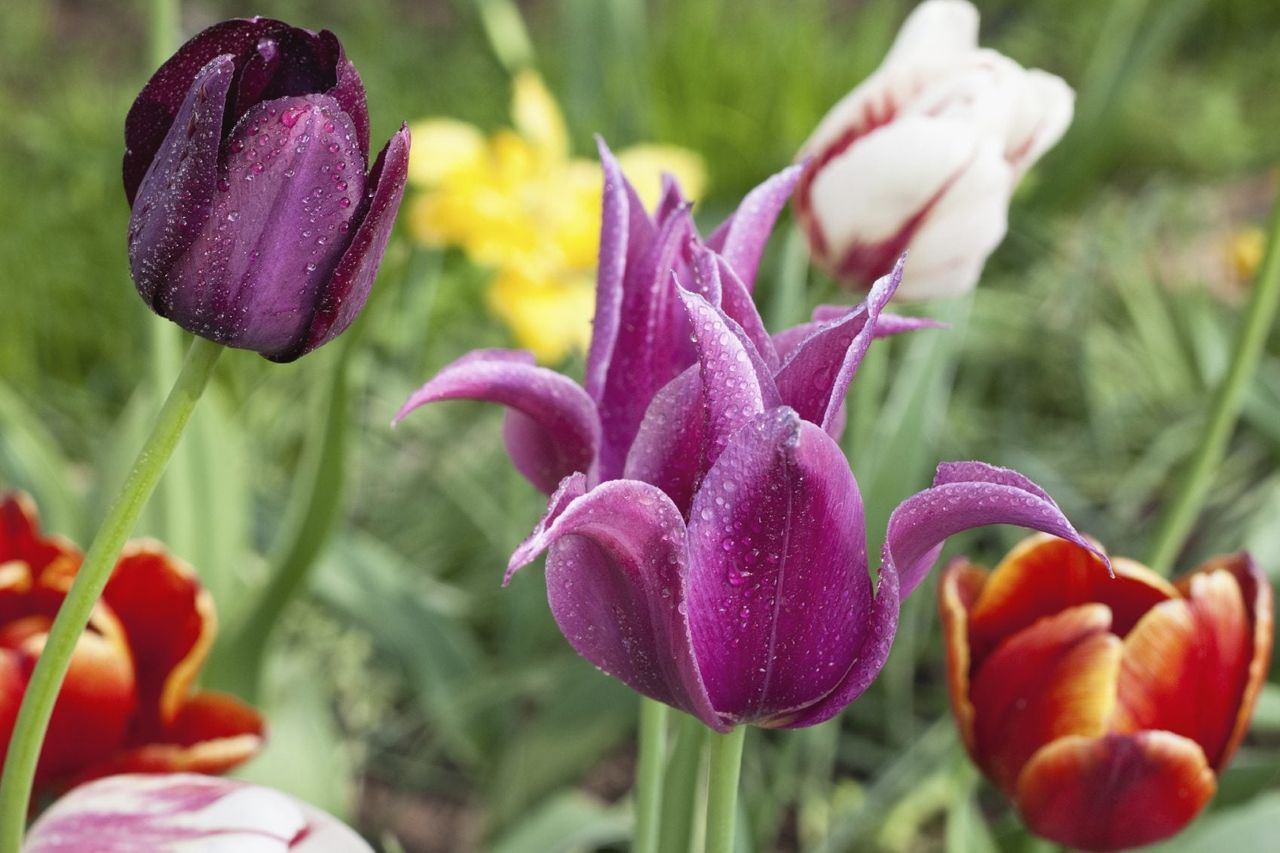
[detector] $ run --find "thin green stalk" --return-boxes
[659,713,708,853]
[1147,194,1280,574]
[704,725,746,853]
[632,699,668,853]
[0,337,223,849]
[148,0,179,65]
[473,0,535,73]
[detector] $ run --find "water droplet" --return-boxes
[339,197,351,209]
[229,140,244,154]
[305,262,317,272]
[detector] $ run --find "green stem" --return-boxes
[632,699,668,853]
[0,337,222,848]
[704,725,746,853]
[473,0,536,73]
[148,0,179,66]
[659,713,708,853]
[1147,194,1280,574]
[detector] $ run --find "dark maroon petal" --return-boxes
[773,257,902,435]
[705,163,804,290]
[128,56,235,308]
[623,367,707,514]
[320,30,369,158]
[685,409,872,725]
[124,18,357,203]
[596,206,697,478]
[585,138,656,403]
[395,350,599,494]
[157,95,365,358]
[507,481,725,730]
[293,125,410,360]
[887,461,1107,600]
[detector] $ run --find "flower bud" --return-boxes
[124,18,410,362]
[795,0,1073,300]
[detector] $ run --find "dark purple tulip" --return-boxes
[398,148,1105,728]
[124,18,410,362]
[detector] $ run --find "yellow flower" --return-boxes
[406,70,707,363]
[1227,226,1265,283]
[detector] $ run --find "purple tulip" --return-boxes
[398,147,1105,728]
[124,18,410,362]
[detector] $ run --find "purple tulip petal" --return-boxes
[596,207,697,478]
[505,472,589,583]
[710,251,779,370]
[124,18,359,203]
[774,310,940,362]
[321,30,370,158]
[507,481,725,730]
[888,461,1107,600]
[773,257,903,435]
[585,138,655,403]
[624,367,707,514]
[686,409,872,725]
[127,56,235,308]
[296,125,410,360]
[396,350,600,494]
[783,462,1101,729]
[156,94,366,359]
[680,288,780,463]
[654,173,691,228]
[705,163,805,289]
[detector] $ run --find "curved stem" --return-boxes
[0,337,222,847]
[632,699,668,853]
[659,713,708,853]
[1147,194,1280,574]
[704,725,746,853]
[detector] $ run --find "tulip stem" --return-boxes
[659,713,709,853]
[0,336,222,848]
[632,699,668,853]
[704,725,746,853]
[1147,192,1280,575]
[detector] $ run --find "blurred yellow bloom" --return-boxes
[1227,226,1265,283]
[406,70,707,363]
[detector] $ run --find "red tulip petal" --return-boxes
[968,533,1173,664]
[1113,567,1250,768]
[102,544,215,735]
[0,493,80,588]
[32,621,138,784]
[1015,731,1216,852]
[938,558,987,754]
[1179,554,1274,768]
[969,603,1121,794]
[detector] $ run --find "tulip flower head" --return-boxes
[399,149,1105,729]
[940,534,1273,851]
[125,17,411,362]
[0,494,264,793]
[25,773,372,852]
[405,71,706,363]
[795,0,1074,300]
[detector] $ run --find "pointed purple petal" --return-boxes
[679,289,780,463]
[323,30,370,158]
[654,173,691,227]
[293,125,410,360]
[506,472,589,583]
[623,367,707,514]
[686,409,872,725]
[712,252,779,370]
[157,95,366,359]
[773,258,903,435]
[705,163,804,290]
[507,480,725,730]
[888,461,1107,600]
[773,310,939,362]
[395,349,600,494]
[585,138,655,403]
[596,207,696,478]
[128,56,235,308]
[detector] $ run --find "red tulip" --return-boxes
[940,533,1273,851]
[0,493,264,793]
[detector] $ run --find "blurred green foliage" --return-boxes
[3,0,1280,851]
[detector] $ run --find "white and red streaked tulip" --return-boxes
[940,535,1273,851]
[125,18,410,362]
[795,0,1074,300]
[398,150,1104,729]
[25,774,372,852]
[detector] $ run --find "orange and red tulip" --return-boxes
[0,493,264,794]
[940,533,1273,851]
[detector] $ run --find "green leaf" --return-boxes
[489,792,629,853]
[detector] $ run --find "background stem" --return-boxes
[1147,193,1280,574]
[0,337,222,849]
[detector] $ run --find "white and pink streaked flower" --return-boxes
[25,774,372,852]
[795,0,1075,300]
